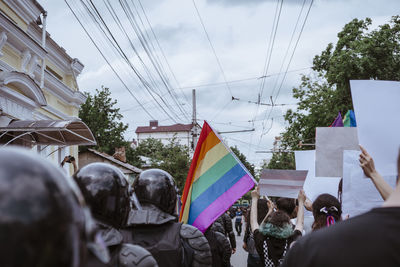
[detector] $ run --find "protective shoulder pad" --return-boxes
[180,224,212,267]
[118,244,159,267]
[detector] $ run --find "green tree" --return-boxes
[266,152,295,170]
[160,139,190,192]
[229,146,256,202]
[127,137,190,192]
[230,146,256,177]
[79,86,128,155]
[269,16,400,169]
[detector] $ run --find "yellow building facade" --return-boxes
[0,0,95,175]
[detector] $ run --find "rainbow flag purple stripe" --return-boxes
[179,121,255,232]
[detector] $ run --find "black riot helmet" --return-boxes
[73,163,131,228]
[134,169,177,215]
[0,147,91,267]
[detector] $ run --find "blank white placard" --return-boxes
[350,80,400,176]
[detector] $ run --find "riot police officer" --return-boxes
[0,147,108,267]
[74,162,158,267]
[125,168,212,267]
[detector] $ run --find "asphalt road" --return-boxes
[231,225,247,267]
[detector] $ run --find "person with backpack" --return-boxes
[204,221,232,267]
[73,163,158,267]
[124,169,212,267]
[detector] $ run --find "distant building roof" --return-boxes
[135,123,193,134]
[85,148,141,173]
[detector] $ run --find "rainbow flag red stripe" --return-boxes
[179,121,255,232]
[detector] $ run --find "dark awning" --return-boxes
[0,120,96,147]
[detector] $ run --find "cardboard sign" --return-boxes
[259,169,308,198]
[315,127,359,177]
[350,80,400,176]
[342,150,397,217]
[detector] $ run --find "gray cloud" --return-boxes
[206,0,315,7]
[38,0,399,165]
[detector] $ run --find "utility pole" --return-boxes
[192,89,198,150]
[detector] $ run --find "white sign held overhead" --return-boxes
[294,150,341,201]
[295,150,315,176]
[350,80,400,176]
[315,127,359,177]
[304,177,342,202]
[342,150,397,217]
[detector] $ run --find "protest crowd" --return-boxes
[1,0,400,265]
[2,108,400,267]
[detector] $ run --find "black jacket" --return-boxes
[217,213,236,249]
[125,205,212,267]
[205,227,232,267]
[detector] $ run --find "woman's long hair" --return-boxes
[312,194,342,231]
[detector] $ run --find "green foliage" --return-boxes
[79,87,190,190]
[79,86,128,155]
[268,16,400,169]
[230,146,256,177]
[125,144,143,167]
[127,137,190,192]
[229,146,256,202]
[266,152,295,170]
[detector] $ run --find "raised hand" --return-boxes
[359,145,377,178]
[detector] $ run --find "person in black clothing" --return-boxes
[124,169,212,267]
[251,187,305,267]
[243,199,269,267]
[215,212,237,254]
[73,163,158,267]
[228,207,236,219]
[204,221,232,267]
[281,147,400,267]
[281,206,400,267]
[0,147,109,267]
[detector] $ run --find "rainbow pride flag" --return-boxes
[343,110,357,127]
[179,121,256,232]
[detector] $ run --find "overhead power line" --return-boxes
[258,0,284,101]
[73,0,179,122]
[247,0,284,157]
[64,0,155,120]
[191,0,234,97]
[258,0,315,145]
[66,0,191,123]
[258,0,307,141]
[137,0,192,107]
[232,96,298,106]
[178,67,311,90]
[118,0,190,121]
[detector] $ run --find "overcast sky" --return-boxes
[39,0,398,166]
